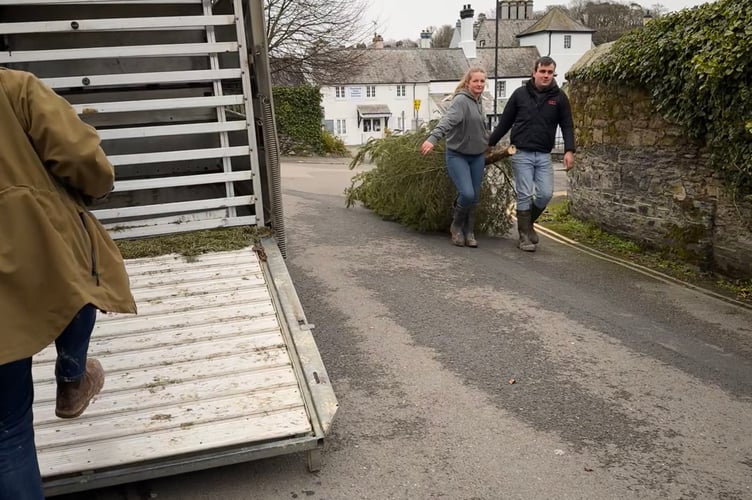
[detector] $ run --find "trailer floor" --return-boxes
[32,247,316,491]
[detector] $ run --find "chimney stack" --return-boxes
[419,29,432,49]
[459,4,476,59]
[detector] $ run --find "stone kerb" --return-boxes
[565,45,752,278]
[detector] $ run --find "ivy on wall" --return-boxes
[569,0,752,197]
[272,85,323,155]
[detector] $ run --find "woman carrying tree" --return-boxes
[420,66,489,248]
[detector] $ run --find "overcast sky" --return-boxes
[364,0,715,41]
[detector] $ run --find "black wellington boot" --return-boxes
[530,204,545,245]
[516,210,536,252]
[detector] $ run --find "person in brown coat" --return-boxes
[0,68,137,498]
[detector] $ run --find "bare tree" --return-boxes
[431,24,454,48]
[648,3,667,17]
[588,2,643,44]
[559,1,649,45]
[264,0,373,82]
[393,38,419,48]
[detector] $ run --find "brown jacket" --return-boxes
[0,68,136,365]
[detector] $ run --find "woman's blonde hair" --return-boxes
[453,66,487,94]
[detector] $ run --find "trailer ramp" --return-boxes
[0,0,336,494]
[32,241,335,495]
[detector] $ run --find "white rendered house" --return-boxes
[319,3,593,145]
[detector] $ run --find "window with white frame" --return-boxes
[335,86,346,98]
[396,84,406,97]
[362,118,381,132]
[479,40,486,47]
[335,119,347,135]
[496,81,506,99]
[564,35,572,49]
[366,85,376,98]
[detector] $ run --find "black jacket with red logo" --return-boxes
[488,79,575,154]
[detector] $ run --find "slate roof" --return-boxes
[474,19,537,48]
[356,104,392,116]
[432,91,498,116]
[318,48,470,85]
[472,47,540,78]
[317,45,545,86]
[518,7,595,36]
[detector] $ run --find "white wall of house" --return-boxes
[429,81,459,95]
[321,81,454,145]
[518,32,592,83]
[490,76,529,101]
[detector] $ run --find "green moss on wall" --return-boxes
[569,0,752,197]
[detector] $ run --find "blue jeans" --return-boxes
[445,148,486,208]
[511,150,554,211]
[0,305,96,500]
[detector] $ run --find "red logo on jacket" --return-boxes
[547,100,557,105]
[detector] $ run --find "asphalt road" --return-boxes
[62,157,752,500]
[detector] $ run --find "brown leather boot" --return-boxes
[450,205,467,247]
[56,358,105,419]
[464,208,478,248]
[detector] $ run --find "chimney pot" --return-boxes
[459,3,476,58]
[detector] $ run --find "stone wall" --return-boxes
[566,76,752,278]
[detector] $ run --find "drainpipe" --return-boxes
[412,82,417,129]
[493,0,499,123]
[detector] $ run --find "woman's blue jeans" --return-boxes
[445,148,486,208]
[0,304,96,500]
[510,150,554,211]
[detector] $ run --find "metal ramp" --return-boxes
[31,243,335,495]
[0,0,336,494]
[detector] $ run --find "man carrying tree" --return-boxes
[488,56,575,252]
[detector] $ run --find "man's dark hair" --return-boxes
[534,56,557,71]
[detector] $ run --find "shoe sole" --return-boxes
[518,242,537,252]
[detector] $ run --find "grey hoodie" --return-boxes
[426,89,488,155]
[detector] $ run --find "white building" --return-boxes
[320,47,470,146]
[515,8,595,83]
[319,3,594,145]
[464,3,595,85]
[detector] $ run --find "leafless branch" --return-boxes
[265,0,374,82]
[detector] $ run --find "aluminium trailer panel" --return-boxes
[0,0,266,237]
[32,240,336,495]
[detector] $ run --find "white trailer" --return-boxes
[0,0,337,495]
